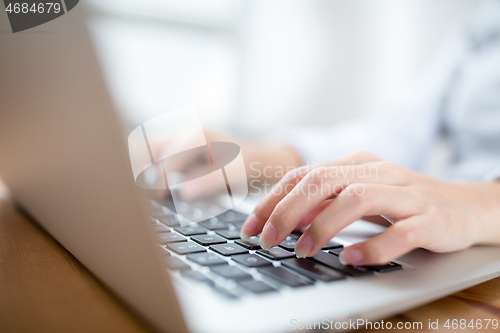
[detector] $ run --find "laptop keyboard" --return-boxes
[146,200,402,299]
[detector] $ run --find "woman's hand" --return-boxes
[240,151,500,265]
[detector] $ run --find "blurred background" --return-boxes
[84,0,484,136]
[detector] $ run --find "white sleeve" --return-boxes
[283,101,440,171]
[271,31,467,172]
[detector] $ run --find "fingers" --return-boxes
[295,200,332,229]
[260,162,410,249]
[338,216,426,265]
[241,151,383,240]
[294,183,418,257]
[240,165,314,239]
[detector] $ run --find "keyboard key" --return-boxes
[162,200,177,212]
[322,241,343,250]
[258,266,313,288]
[191,234,227,246]
[165,256,190,271]
[150,224,170,233]
[327,248,402,272]
[209,243,248,256]
[227,224,242,231]
[365,262,402,273]
[328,247,344,256]
[186,252,227,266]
[167,242,206,255]
[286,233,300,240]
[159,215,180,227]
[281,237,341,251]
[211,265,253,281]
[181,270,214,286]
[157,232,186,245]
[281,258,345,282]
[181,208,209,222]
[191,200,222,211]
[175,201,191,214]
[196,202,228,216]
[217,210,248,223]
[310,251,373,277]
[228,221,245,229]
[239,280,277,294]
[235,237,261,250]
[279,235,343,251]
[216,229,242,240]
[279,239,297,251]
[174,225,207,236]
[257,247,295,260]
[198,218,228,230]
[232,254,272,267]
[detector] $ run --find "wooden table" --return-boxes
[1,192,500,333]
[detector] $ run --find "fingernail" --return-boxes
[259,222,277,250]
[339,247,363,265]
[240,231,251,240]
[241,213,259,240]
[295,233,313,258]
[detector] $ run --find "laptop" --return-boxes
[1,5,500,333]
